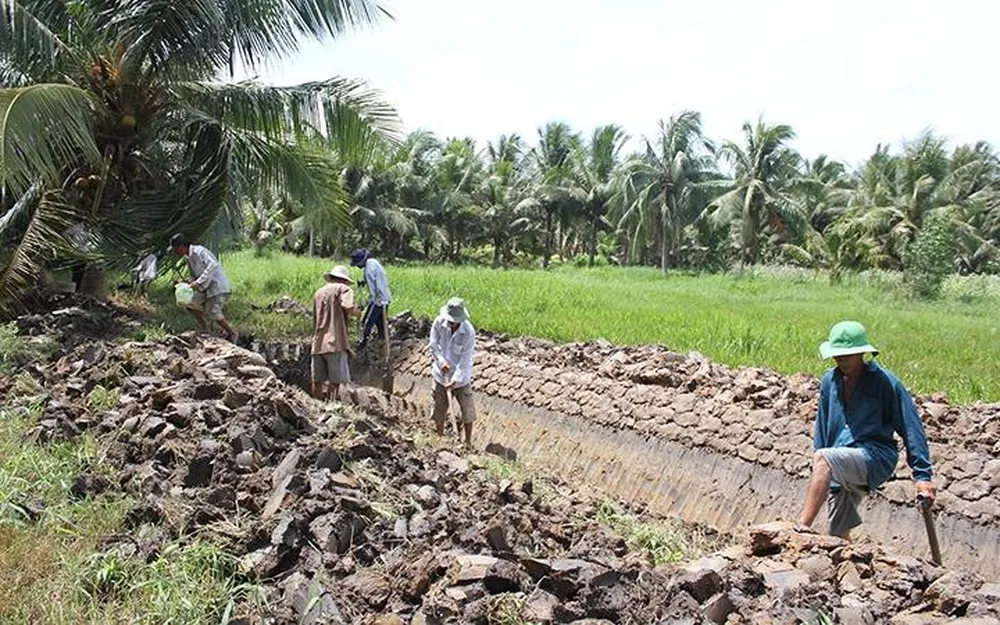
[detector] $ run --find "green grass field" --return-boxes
[138,250,1000,404]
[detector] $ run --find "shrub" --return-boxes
[904,211,955,299]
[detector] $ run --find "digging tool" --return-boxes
[380,303,394,394]
[356,287,369,347]
[917,494,942,566]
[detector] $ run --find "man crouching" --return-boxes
[429,298,477,446]
[311,266,359,401]
[798,320,935,540]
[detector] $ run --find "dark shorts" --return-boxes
[432,382,477,424]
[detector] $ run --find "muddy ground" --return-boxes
[3,299,1000,624]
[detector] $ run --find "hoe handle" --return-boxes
[917,494,942,566]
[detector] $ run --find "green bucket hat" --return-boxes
[819,320,879,359]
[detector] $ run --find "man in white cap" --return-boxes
[311,265,359,401]
[429,297,477,446]
[798,320,935,540]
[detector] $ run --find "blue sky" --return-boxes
[238,0,999,167]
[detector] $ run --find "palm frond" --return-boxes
[705,188,744,225]
[0,187,77,314]
[0,179,41,244]
[220,0,388,73]
[0,0,73,81]
[176,77,399,162]
[96,120,230,263]
[0,84,100,196]
[114,0,228,77]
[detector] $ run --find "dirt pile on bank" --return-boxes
[373,312,1000,532]
[3,307,1000,623]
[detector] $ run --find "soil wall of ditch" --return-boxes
[249,328,1000,579]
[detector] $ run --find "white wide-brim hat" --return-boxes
[440,297,468,323]
[323,265,353,283]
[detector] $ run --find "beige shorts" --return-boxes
[432,382,477,424]
[190,291,228,321]
[312,352,350,384]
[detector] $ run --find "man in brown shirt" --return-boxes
[312,266,359,400]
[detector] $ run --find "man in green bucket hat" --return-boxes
[798,321,935,539]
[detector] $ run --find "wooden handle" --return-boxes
[918,496,942,566]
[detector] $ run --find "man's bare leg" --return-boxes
[312,381,326,400]
[462,422,473,447]
[435,420,445,436]
[329,383,340,402]
[798,452,832,528]
[190,309,208,332]
[216,317,239,342]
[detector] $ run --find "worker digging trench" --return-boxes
[296,255,944,561]
[6,295,1000,623]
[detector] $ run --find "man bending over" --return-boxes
[429,298,477,447]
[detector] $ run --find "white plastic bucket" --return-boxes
[174,282,194,307]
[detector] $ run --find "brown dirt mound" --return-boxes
[5,307,1000,623]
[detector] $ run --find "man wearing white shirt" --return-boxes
[350,248,392,349]
[429,297,477,446]
[170,233,239,343]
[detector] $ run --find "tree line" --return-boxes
[268,117,998,296]
[3,0,998,315]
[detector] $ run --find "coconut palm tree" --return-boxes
[572,124,627,267]
[531,122,581,268]
[835,134,999,271]
[429,138,481,261]
[793,154,853,234]
[617,111,715,271]
[479,134,536,267]
[708,118,801,267]
[0,0,398,311]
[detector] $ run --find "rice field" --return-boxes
[138,250,1000,404]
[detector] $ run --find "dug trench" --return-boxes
[251,311,1000,583]
[5,298,1000,623]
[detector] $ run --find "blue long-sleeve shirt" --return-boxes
[813,361,933,488]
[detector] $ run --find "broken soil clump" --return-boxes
[5,308,1000,623]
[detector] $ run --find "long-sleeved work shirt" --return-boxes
[429,316,475,388]
[363,258,391,306]
[813,361,933,489]
[312,283,355,355]
[187,245,231,298]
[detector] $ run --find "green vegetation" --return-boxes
[0,0,396,312]
[247,121,1000,293]
[0,322,55,375]
[139,251,1000,403]
[0,333,259,623]
[596,501,715,566]
[86,385,120,411]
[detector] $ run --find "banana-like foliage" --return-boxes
[0,0,398,313]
